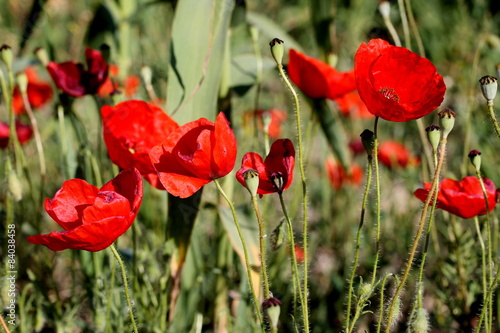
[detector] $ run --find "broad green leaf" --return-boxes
[231,54,276,90]
[166,0,234,124]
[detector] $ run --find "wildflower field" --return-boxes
[2,0,500,332]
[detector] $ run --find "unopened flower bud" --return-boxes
[438,108,456,139]
[141,65,153,86]
[243,169,260,197]
[0,44,13,68]
[262,111,272,134]
[34,47,49,66]
[270,171,284,193]
[262,297,281,330]
[327,52,338,68]
[479,75,498,102]
[270,219,285,250]
[412,308,429,333]
[249,25,259,42]
[360,129,375,157]
[425,124,441,150]
[468,149,482,172]
[8,170,23,202]
[269,38,284,66]
[16,73,28,95]
[359,283,373,299]
[387,296,402,328]
[378,1,391,19]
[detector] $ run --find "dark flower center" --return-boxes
[270,172,284,193]
[378,87,400,102]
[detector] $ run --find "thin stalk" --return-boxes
[486,102,500,139]
[477,259,500,331]
[0,314,10,333]
[213,179,264,328]
[250,196,271,300]
[104,253,117,333]
[397,0,411,49]
[404,0,425,56]
[475,215,489,333]
[371,117,381,286]
[278,193,305,321]
[276,63,309,332]
[376,274,399,333]
[383,17,402,47]
[384,138,447,332]
[345,156,373,333]
[109,244,138,333]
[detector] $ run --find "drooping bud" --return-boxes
[0,44,13,68]
[437,108,456,139]
[378,1,391,19]
[270,171,284,193]
[270,219,285,250]
[425,124,441,151]
[243,169,260,197]
[479,75,498,103]
[360,129,375,157]
[262,297,281,330]
[412,308,429,333]
[468,149,482,172]
[34,47,50,66]
[269,38,284,66]
[16,72,28,96]
[386,296,402,328]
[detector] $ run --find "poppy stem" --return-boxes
[382,14,402,47]
[0,313,11,333]
[474,215,490,333]
[278,192,305,323]
[384,138,447,332]
[376,274,399,333]
[213,179,265,330]
[108,244,138,333]
[371,117,381,287]
[250,196,271,300]
[104,253,116,333]
[476,258,500,331]
[276,63,310,332]
[486,102,500,139]
[345,155,373,333]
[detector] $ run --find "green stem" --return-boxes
[251,196,271,300]
[476,260,500,331]
[104,252,116,333]
[371,117,381,286]
[277,64,309,332]
[376,274,399,333]
[404,0,425,56]
[345,156,373,333]
[397,0,411,49]
[475,216,489,333]
[383,17,402,47]
[486,102,500,139]
[109,244,138,333]
[385,138,447,332]
[213,179,264,329]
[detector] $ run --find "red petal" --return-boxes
[47,61,87,97]
[212,112,237,178]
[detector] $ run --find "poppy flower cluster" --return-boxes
[325,158,363,189]
[0,121,33,149]
[414,176,499,219]
[236,139,295,196]
[47,47,108,97]
[150,112,237,198]
[12,67,53,115]
[354,39,446,122]
[101,100,179,190]
[28,168,143,252]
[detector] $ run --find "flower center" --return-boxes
[378,87,400,102]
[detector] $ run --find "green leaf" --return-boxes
[166,0,234,124]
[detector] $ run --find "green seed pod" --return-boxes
[479,75,498,102]
[34,47,50,67]
[0,44,13,68]
[378,0,391,19]
[269,38,285,66]
[437,108,456,139]
[468,149,482,172]
[425,124,441,151]
[141,65,153,86]
[262,111,272,134]
[412,308,429,333]
[16,73,28,95]
[243,169,260,198]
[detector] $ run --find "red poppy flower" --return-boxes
[150,112,237,198]
[325,158,363,189]
[294,245,304,263]
[47,47,108,97]
[414,176,499,219]
[378,141,420,168]
[244,109,288,139]
[101,100,178,190]
[354,39,446,122]
[334,91,374,119]
[12,67,53,115]
[27,168,143,252]
[98,64,140,98]
[0,121,33,148]
[288,49,356,100]
[235,139,295,196]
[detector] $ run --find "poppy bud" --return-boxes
[16,72,28,95]
[262,297,281,330]
[262,111,272,134]
[269,38,284,66]
[140,65,153,86]
[249,25,259,42]
[243,169,260,198]
[327,52,338,68]
[479,75,498,103]
[34,47,50,67]
[359,283,373,299]
[437,108,456,139]
[0,44,13,68]
[412,308,429,333]
[468,149,482,172]
[387,296,402,328]
[425,124,441,151]
[360,129,375,157]
[270,171,284,193]
[270,219,285,250]
[8,170,23,202]
[378,0,391,19]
